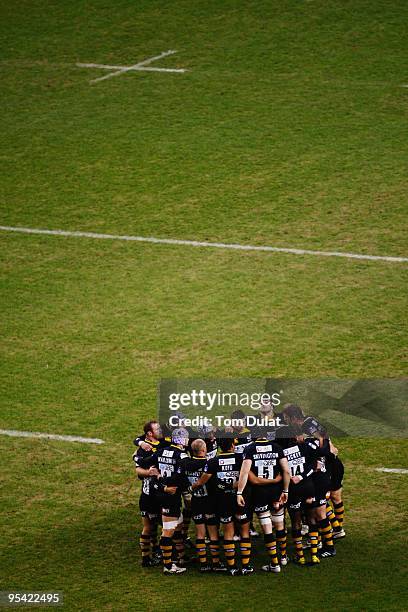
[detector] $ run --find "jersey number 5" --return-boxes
[256,461,275,480]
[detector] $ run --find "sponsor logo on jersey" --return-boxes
[256,444,272,452]
[219,457,236,465]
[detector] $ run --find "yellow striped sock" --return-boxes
[160,536,173,569]
[292,529,305,560]
[139,534,151,558]
[309,529,319,556]
[276,529,287,557]
[319,519,334,547]
[334,502,345,527]
[327,502,340,529]
[223,540,236,567]
[195,538,207,564]
[264,534,279,565]
[209,540,220,564]
[240,537,251,566]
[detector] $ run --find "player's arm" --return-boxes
[247,471,283,485]
[307,437,332,457]
[192,457,214,490]
[291,470,314,484]
[177,457,194,494]
[135,466,160,478]
[193,459,215,490]
[133,434,153,452]
[192,472,212,490]
[329,439,338,456]
[237,458,252,506]
[278,457,291,504]
[133,452,160,478]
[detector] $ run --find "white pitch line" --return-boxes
[132,67,186,73]
[375,467,408,474]
[0,429,104,444]
[135,50,178,68]
[77,63,131,70]
[89,49,179,84]
[1,225,407,263]
[76,63,185,74]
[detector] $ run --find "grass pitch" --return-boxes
[1,1,407,610]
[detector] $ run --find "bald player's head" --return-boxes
[191,438,207,457]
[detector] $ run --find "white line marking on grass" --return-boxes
[375,467,408,474]
[133,67,186,73]
[76,50,186,84]
[77,63,135,70]
[0,225,407,263]
[76,62,185,74]
[0,429,104,444]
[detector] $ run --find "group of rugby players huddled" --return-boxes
[132,402,345,575]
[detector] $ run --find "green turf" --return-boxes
[1,0,408,255]
[1,0,407,610]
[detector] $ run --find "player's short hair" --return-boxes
[219,437,234,452]
[191,438,206,455]
[281,404,305,421]
[143,420,159,435]
[275,425,298,448]
[231,409,246,421]
[251,426,267,440]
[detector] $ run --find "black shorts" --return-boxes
[243,485,254,521]
[205,497,218,525]
[191,495,217,525]
[158,492,182,518]
[139,493,160,520]
[311,471,331,507]
[330,458,345,492]
[216,493,250,524]
[287,479,315,514]
[252,484,282,513]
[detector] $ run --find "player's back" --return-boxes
[205,452,243,494]
[281,441,319,479]
[183,456,209,497]
[244,439,284,483]
[155,444,188,487]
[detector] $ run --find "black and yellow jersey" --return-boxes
[137,444,190,491]
[234,428,252,454]
[204,452,243,494]
[280,439,330,480]
[182,456,209,497]
[132,439,167,495]
[205,437,218,459]
[243,439,284,481]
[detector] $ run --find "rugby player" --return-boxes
[226,410,259,538]
[276,425,332,565]
[282,405,339,558]
[260,398,280,441]
[227,410,252,454]
[237,430,291,573]
[194,437,253,575]
[329,455,346,538]
[182,438,227,572]
[137,427,191,574]
[133,420,165,567]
